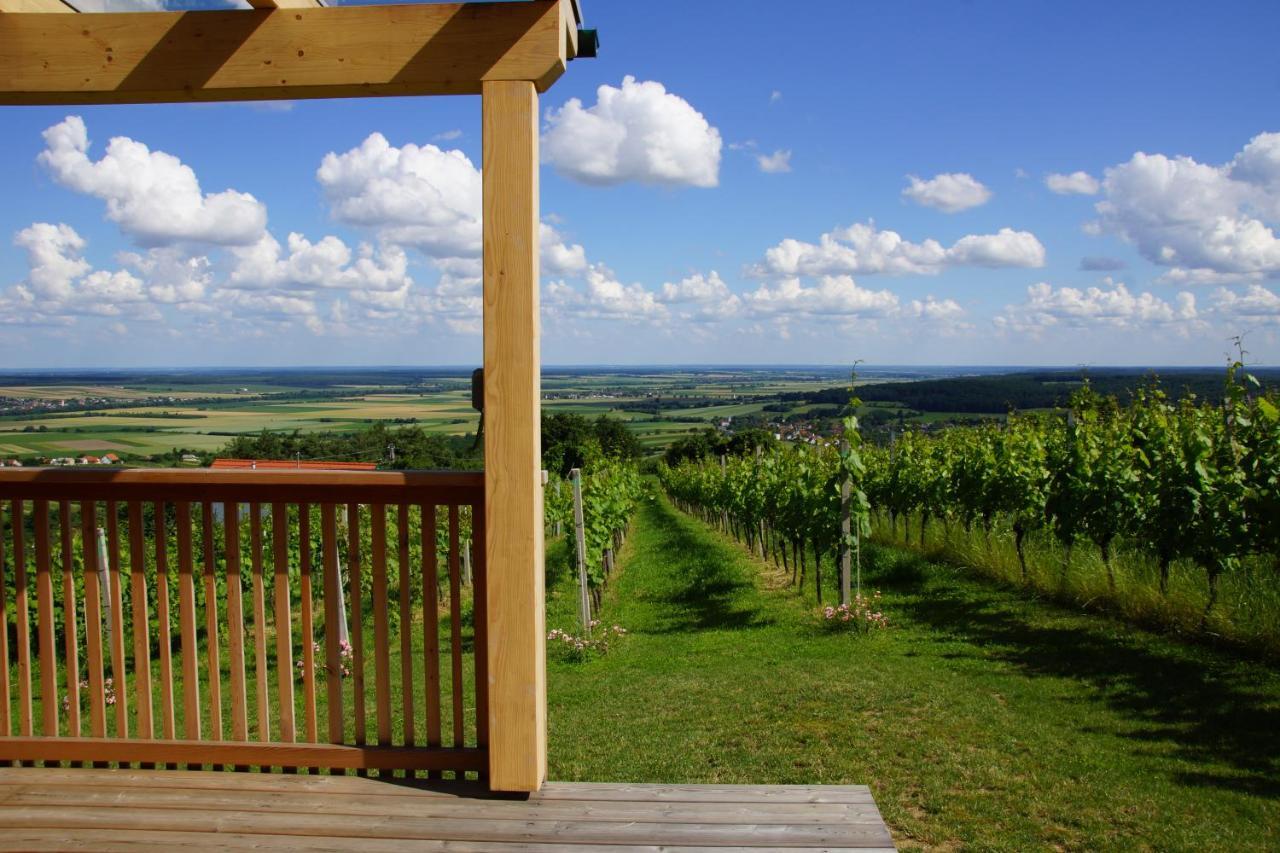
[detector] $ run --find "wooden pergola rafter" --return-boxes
[0,0,590,793]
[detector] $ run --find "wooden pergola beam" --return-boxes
[0,0,75,13]
[0,0,572,105]
[244,0,324,9]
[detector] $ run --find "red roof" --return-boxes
[211,458,379,471]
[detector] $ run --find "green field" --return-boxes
[545,490,1280,851]
[0,367,976,463]
[0,369,855,462]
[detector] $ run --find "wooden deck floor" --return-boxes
[0,767,894,851]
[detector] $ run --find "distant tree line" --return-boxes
[661,427,777,467]
[215,412,645,475]
[784,370,1280,415]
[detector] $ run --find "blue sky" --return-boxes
[2,0,1279,368]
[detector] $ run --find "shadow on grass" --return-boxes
[629,498,772,635]
[865,544,1280,799]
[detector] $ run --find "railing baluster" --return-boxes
[0,469,485,776]
[299,503,318,745]
[347,502,366,771]
[80,500,107,745]
[472,499,489,771]
[0,501,10,742]
[421,503,441,779]
[371,503,391,755]
[34,500,57,741]
[200,502,221,750]
[106,502,128,738]
[58,500,80,741]
[398,503,416,770]
[128,501,154,750]
[12,500,32,752]
[176,502,201,743]
[250,503,270,748]
[448,504,463,753]
[155,502,176,751]
[225,502,248,745]
[320,503,343,771]
[272,502,295,752]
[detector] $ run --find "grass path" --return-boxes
[545,490,1280,851]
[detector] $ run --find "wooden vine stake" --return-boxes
[569,468,591,636]
[840,440,852,608]
[95,528,113,648]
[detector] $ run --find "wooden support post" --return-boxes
[570,468,591,636]
[482,78,545,793]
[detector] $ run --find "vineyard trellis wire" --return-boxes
[660,362,1280,641]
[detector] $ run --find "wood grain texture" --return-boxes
[199,503,220,744]
[175,502,201,742]
[371,502,389,747]
[370,504,391,748]
[249,504,270,743]
[154,503,175,744]
[0,1,568,105]
[447,504,464,749]
[347,504,366,760]
[224,504,247,743]
[0,768,895,849]
[482,78,546,792]
[271,503,294,745]
[127,502,153,741]
[11,500,33,741]
[106,503,128,737]
[421,504,442,776]
[79,501,106,740]
[34,501,57,737]
[57,501,79,739]
[0,0,75,12]
[319,504,342,750]
[245,0,323,9]
[0,740,485,772]
[0,468,483,506]
[0,502,10,738]
[298,504,317,743]
[471,500,489,761]
[397,503,415,752]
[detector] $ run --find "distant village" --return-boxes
[0,393,184,418]
[1,452,204,468]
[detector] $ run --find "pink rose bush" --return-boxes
[821,591,888,633]
[547,620,628,662]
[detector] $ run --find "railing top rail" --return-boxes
[0,467,484,504]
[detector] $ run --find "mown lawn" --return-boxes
[545,491,1280,851]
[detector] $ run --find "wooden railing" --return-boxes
[0,468,487,777]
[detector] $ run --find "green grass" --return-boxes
[545,491,1280,850]
[873,514,1280,659]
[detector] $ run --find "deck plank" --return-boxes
[0,831,897,853]
[0,768,894,849]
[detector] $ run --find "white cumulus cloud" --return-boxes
[946,228,1047,268]
[317,132,482,259]
[1046,171,1100,195]
[38,116,266,247]
[902,173,992,212]
[1095,132,1280,280]
[658,271,742,321]
[743,275,899,319]
[228,233,413,294]
[542,76,722,188]
[756,222,1044,278]
[996,279,1197,333]
[757,149,792,174]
